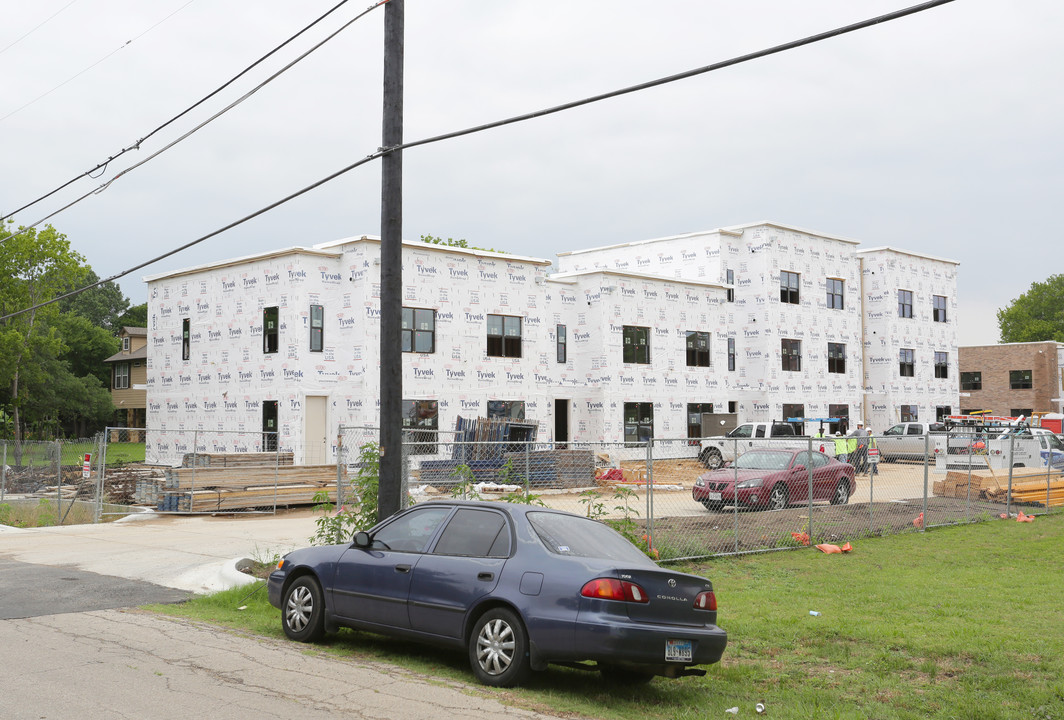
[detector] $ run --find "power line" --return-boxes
[0,0,386,227]
[0,1,200,123]
[0,0,82,57]
[3,0,392,244]
[0,0,957,322]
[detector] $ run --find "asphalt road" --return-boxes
[0,557,189,619]
[0,608,566,720]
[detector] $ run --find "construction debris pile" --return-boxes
[934,468,1063,508]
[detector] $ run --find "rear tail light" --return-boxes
[580,578,650,603]
[694,591,717,611]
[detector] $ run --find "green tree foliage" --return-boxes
[997,274,1064,343]
[419,234,504,254]
[57,269,129,332]
[0,221,122,441]
[116,302,148,329]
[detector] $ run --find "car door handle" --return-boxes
[394,564,411,574]
[477,572,494,582]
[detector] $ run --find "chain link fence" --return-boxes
[7,428,1058,552]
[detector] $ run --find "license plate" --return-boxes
[706,492,722,501]
[665,639,693,662]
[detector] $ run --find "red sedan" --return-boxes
[692,449,856,511]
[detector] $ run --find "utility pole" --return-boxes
[378,0,404,521]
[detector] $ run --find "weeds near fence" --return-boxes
[309,442,381,545]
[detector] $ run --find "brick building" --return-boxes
[958,341,1064,417]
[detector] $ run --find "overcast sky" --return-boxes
[3,0,1061,345]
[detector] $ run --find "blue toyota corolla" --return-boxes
[268,500,727,686]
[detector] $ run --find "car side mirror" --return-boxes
[353,531,371,548]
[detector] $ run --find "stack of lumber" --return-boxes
[984,471,1064,507]
[933,470,1004,499]
[137,463,339,512]
[181,452,294,468]
[935,467,1064,506]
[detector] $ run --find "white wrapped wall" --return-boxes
[144,224,959,461]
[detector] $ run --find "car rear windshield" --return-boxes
[734,451,792,470]
[527,512,650,563]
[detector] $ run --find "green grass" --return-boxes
[150,512,1064,720]
[2,441,144,466]
[0,498,129,527]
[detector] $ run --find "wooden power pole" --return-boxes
[378,0,404,521]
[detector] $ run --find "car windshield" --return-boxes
[527,512,650,563]
[733,451,792,470]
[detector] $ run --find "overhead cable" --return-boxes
[0,0,956,321]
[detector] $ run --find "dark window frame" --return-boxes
[932,295,948,323]
[687,402,714,440]
[1010,369,1033,390]
[402,399,439,455]
[309,304,324,352]
[556,324,567,364]
[960,371,982,391]
[403,307,437,354]
[828,342,846,374]
[623,401,654,446]
[900,348,915,377]
[780,271,800,304]
[934,351,949,379]
[486,314,522,358]
[181,318,191,361]
[727,337,736,371]
[900,404,918,423]
[263,307,279,354]
[826,278,844,310]
[686,331,711,367]
[726,269,735,303]
[622,325,651,364]
[898,289,913,319]
[781,338,802,372]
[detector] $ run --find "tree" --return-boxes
[0,222,102,446]
[116,302,148,329]
[57,269,130,333]
[997,274,1064,343]
[419,234,504,254]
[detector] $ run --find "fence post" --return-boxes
[732,437,739,555]
[1006,433,1015,518]
[1,442,6,502]
[54,439,63,525]
[869,434,875,536]
[336,431,345,509]
[921,433,929,531]
[806,436,814,543]
[1046,437,1053,514]
[524,441,530,502]
[646,440,654,556]
[94,432,105,523]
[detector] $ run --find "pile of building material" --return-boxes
[135,461,338,512]
[180,452,294,468]
[934,468,1063,507]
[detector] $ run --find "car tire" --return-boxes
[767,483,789,511]
[700,448,723,470]
[469,608,531,687]
[600,664,655,685]
[281,575,326,643]
[700,500,724,512]
[831,478,851,505]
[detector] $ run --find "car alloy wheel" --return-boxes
[768,484,788,511]
[469,608,530,687]
[831,478,851,505]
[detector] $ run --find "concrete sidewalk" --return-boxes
[0,509,319,593]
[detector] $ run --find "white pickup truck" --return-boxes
[934,425,1064,472]
[876,422,949,462]
[698,422,836,469]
